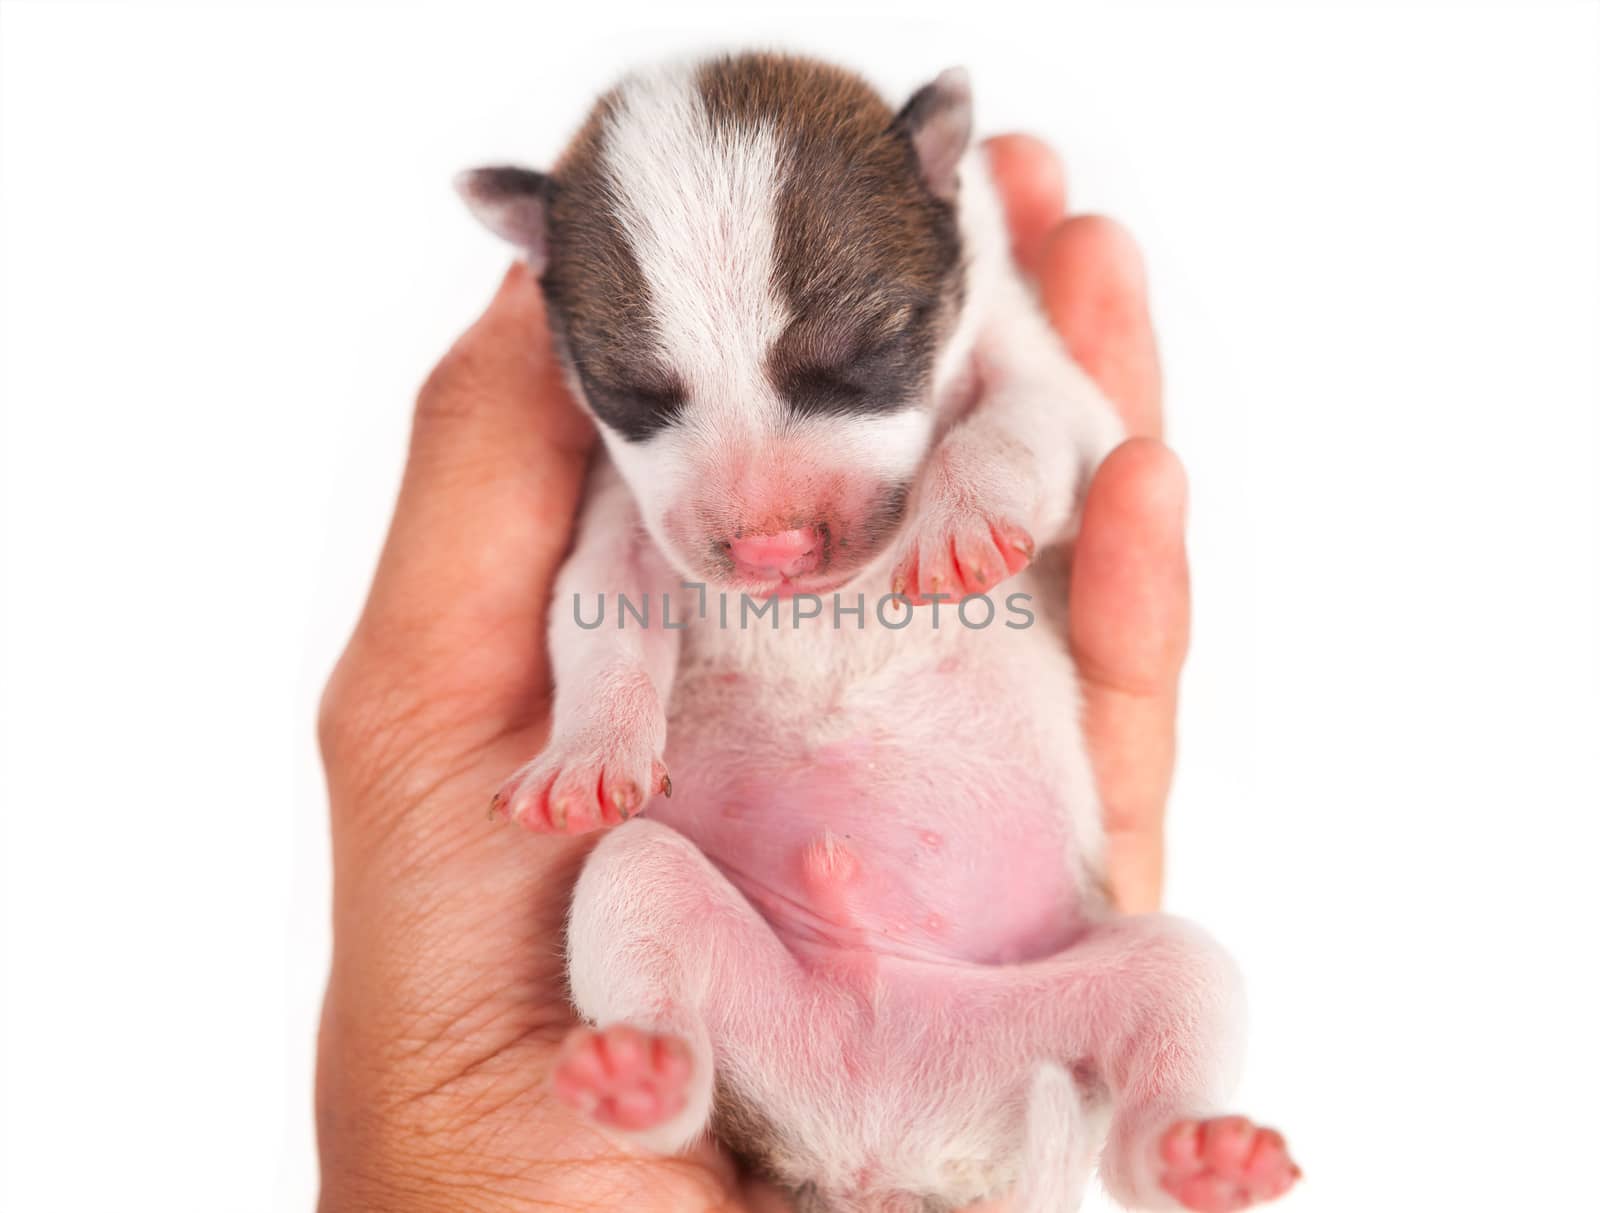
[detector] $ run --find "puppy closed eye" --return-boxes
[615,382,684,410]
[583,376,687,440]
[782,326,929,418]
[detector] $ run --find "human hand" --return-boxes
[314,134,1183,1211]
[985,135,1185,914]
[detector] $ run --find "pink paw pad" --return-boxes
[892,518,1034,605]
[551,1025,693,1132]
[1158,1116,1300,1212]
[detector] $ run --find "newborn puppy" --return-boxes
[459,52,1299,1213]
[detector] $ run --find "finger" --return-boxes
[1040,210,1178,909]
[1039,215,1164,437]
[983,133,1066,279]
[357,264,594,661]
[1067,439,1190,912]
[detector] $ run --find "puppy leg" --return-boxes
[962,915,1297,1211]
[893,272,1123,604]
[495,455,681,833]
[560,818,821,1155]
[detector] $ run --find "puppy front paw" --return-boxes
[890,427,1040,605]
[491,667,669,834]
[891,513,1034,604]
[492,744,670,834]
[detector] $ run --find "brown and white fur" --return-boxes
[459,52,1299,1213]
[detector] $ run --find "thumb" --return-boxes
[320,264,595,838]
[1067,439,1190,912]
[355,264,594,677]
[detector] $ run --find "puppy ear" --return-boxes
[893,67,972,201]
[455,166,551,270]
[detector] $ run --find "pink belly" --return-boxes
[651,734,1083,966]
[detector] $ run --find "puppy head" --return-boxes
[459,54,972,592]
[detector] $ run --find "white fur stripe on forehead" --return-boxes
[601,64,789,417]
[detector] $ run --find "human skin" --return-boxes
[315,135,1187,1212]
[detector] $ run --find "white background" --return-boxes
[3,2,1597,1210]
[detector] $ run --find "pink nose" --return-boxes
[726,527,823,580]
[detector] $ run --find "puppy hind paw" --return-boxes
[551,1024,694,1132]
[1157,1116,1300,1212]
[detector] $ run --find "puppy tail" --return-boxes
[1013,1062,1099,1213]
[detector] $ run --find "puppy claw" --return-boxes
[995,519,1036,559]
[606,778,644,820]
